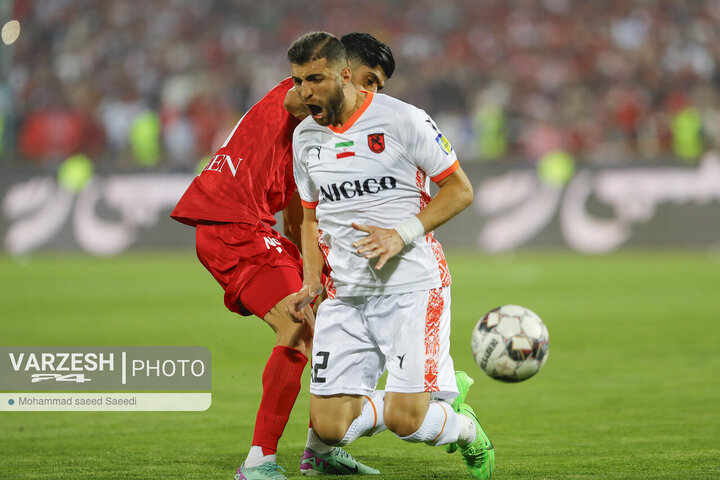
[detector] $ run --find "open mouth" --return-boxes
[307,104,323,119]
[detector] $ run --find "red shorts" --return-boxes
[195,222,303,318]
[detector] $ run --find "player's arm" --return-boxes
[282,191,304,252]
[352,166,473,270]
[416,165,473,232]
[284,87,310,120]
[287,206,325,322]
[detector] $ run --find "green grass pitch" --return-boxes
[1,251,719,479]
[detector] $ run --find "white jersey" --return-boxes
[293,92,458,297]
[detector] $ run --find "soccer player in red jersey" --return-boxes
[171,33,395,480]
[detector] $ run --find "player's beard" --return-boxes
[317,81,344,127]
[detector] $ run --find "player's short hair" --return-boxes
[287,32,348,68]
[341,32,395,80]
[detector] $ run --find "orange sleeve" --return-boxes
[430,160,460,183]
[301,199,318,209]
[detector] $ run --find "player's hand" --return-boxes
[351,223,405,270]
[284,87,310,120]
[286,282,324,323]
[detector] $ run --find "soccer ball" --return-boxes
[471,305,549,382]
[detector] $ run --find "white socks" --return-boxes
[305,427,333,454]
[244,445,276,468]
[339,390,386,446]
[457,411,477,447]
[399,401,475,447]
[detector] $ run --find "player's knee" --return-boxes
[384,408,425,437]
[309,415,347,446]
[274,325,312,357]
[264,309,313,356]
[384,393,430,437]
[385,412,425,437]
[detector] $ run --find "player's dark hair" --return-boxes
[287,32,347,67]
[341,32,395,80]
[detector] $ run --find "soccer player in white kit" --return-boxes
[286,32,494,479]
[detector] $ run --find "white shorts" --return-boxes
[310,287,458,401]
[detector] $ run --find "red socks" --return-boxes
[252,345,308,455]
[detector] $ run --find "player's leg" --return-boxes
[371,287,494,479]
[301,392,383,475]
[244,268,381,476]
[198,224,378,477]
[383,391,430,436]
[262,289,314,355]
[197,224,313,479]
[301,390,384,476]
[384,391,493,478]
[307,295,386,439]
[300,297,386,475]
[236,266,312,477]
[309,394,364,445]
[444,370,475,453]
[385,391,466,445]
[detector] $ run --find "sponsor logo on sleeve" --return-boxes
[425,117,453,155]
[436,134,452,155]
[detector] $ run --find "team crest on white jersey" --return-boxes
[367,133,385,153]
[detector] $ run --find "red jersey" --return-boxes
[171,78,300,227]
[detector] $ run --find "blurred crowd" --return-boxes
[3,0,720,168]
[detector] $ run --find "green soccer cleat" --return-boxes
[458,404,494,479]
[445,371,475,454]
[300,447,380,475]
[235,462,288,480]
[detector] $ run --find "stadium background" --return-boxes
[2,0,720,254]
[1,1,719,479]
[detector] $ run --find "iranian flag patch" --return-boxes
[335,141,355,159]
